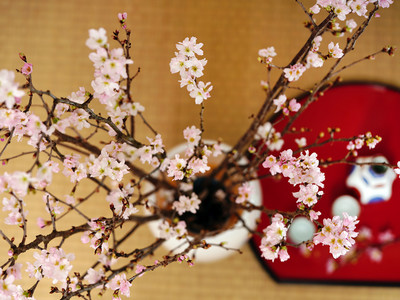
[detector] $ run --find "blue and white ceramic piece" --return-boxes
[346,155,396,205]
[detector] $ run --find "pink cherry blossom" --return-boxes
[278,246,290,262]
[120,101,145,116]
[316,0,332,8]
[313,213,359,259]
[170,37,212,105]
[295,137,307,148]
[367,247,383,262]
[21,62,33,75]
[0,273,25,299]
[311,36,322,52]
[173,193,201,215]
[106,273,132,297]
[37,217,46,228]
[84,268,105,285]
[328,42,344,58]
[189,81,212,104]
[89,47,108,69]
[306,51,324,68]
[159,220,175,239]
[118,12,128,21]
[86,28,108,50]
[0,69,25,108]
[106,186,138,219]
[254,122,284,151]
[293,184,320,207]
[376,0,393,8]
[260,80,269,90]
[378,229,395,243]
[258,47,276,58]
[166,154,187,181]
[135,264,146,277]
[27,247,75,284]
[174,220,188,237]
[258,47,276,63]
[187,156,210,175]
[273,95,287,113]
[283,63,306,82]
[333,2,352,21]
[236,182,252,204]
[212,143,223,157]
[183,125,202,147]
[349,0,368,17]
[346,19,358,32]
[185,58,206,78]
[176,37,204,57]
[262,149,325,189]
[159,220,187,239]
[259,213,289,262]
[288,98,301,112]
[364,131,382,149]
[309,210,321,221]
[3,195,27,226]
[309,4,321,14]
[170,53,187,75]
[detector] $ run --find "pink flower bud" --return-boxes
[21,62,33,75]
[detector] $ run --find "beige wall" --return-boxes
[0,1,399,299]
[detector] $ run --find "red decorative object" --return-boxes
[251,83,400,285]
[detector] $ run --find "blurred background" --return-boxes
[0,0,400,299]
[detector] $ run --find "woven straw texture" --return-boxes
[0,0,400,299]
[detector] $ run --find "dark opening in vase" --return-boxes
[180,176,235,235]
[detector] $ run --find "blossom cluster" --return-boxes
[170,37,213,105]
[310,0,393,20]
[159,220,187,239]
[282,35,346,82]
[125,134,165,168]
[259,214,290,262]
[346,131,382,155]
[0,265,33,300]
[313,212,359,258]
[106,183,138,219]
[263,150,325,186]
[26,247,75,284]
[2,195,26,227]
[81,219,121,270]
[0,108,53,151]
[86,26,146,134]
[273,94,301,115]
[262,150,326,237]
[161,128,221,181]
[254,122,284,151]
[258,46,277,64]
[235,182,252,204]
[81,219,110,254]
[62,148,130,184]
[173,193,201,215]
[106,273,132,299]
[0,69,24,109]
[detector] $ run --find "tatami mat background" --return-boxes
[0,0,400,299]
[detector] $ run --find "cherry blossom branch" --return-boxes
[0,4,396,298]
[214,11,336,179]
[329,48,388,78]
[280,4,380,137]
[295,0,317,28]
[11,223,89,256]
[320,158,394,168]
[0,128,15,158]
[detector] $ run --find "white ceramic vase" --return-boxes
[147,141,262,263]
